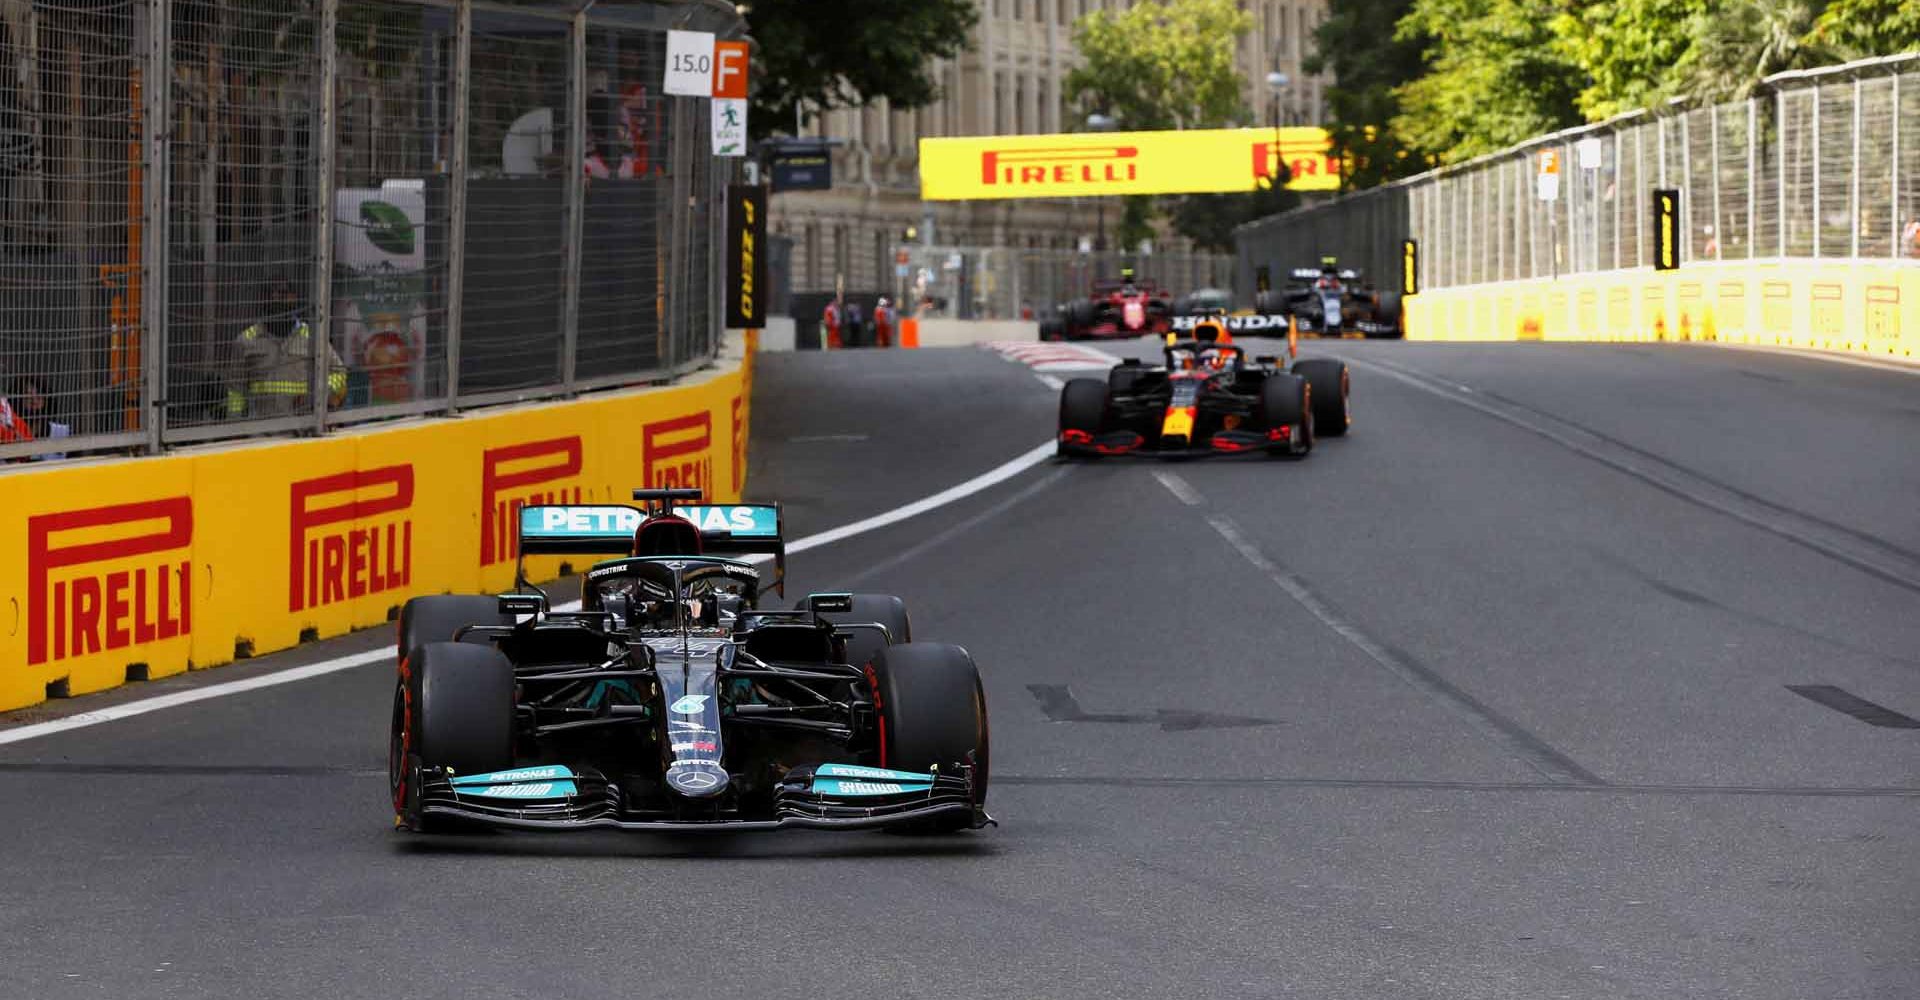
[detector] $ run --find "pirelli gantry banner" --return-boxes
[919,127,1341,200]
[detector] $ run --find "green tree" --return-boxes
[1551,0,1717,120]
[1065,0,1254,248]
[1680,0,1831,102]
[1307,0,1432,189]
[1390,0,1584,163]
[1808,0,1920,57]
[742,0,978,138]
[1065,0,1253,131]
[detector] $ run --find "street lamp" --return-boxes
[1086,112,1119,252]
[1265,71,1291,127]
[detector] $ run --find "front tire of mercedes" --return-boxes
[392,641,515,833]
[873,642,990,833]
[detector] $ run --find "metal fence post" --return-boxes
[666,98,693,372]
[560,9,585,393]
[311,0,338,434]
[1709,104,1722,260]
[1747,98,1757,261]
[1850,77,1861,259]
[1811,89,1821,258]
[1893,73,1901,258]
[143,0,171,454]
[445,0,471,409]
[1777,89,1787,257]
[1679,112,1692,264]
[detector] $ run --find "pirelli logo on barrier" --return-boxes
[1653,189,1681,272]
[289,466,414,612]
[481,437,584,566]
[920,127,1339,200]
[644,412,712,492]
[27,498,194,667]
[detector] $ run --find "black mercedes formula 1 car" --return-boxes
[388,489,991,835]
[1057,319,1350,458]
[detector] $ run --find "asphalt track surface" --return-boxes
[3,340,1917,999]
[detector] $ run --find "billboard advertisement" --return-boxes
[918,127,1341,200]
[334,184,429,405]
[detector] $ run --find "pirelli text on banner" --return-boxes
[918,127,1341,200]
[726,184,768,329]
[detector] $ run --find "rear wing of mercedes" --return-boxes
[515,496,788,593]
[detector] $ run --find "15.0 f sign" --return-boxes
[665,31,716,95]
[664,30,749,99]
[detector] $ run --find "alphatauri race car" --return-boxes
[1057,318,1351,458]
[388,489,991,835]
[1255,259,1402,338]
[1038,268,1175,341]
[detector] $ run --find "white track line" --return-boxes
[1151,470,1204,507]
[0,439,1061,746]
[1696,342,1920,377]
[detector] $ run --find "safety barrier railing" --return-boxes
[1236,54,1920,298]
[0,0,744,463]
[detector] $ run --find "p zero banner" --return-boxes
[0,360,752,712]
[918,127,1341,200]
[726,184,768,328]
[1653,189,1681,272]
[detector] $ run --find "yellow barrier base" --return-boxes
[1404,260,1919,360]
[0,345,752,713]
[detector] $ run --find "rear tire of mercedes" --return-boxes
[1058,378,1109,457]
[1291,358,1350,437]
[391,641,516,833]
[397,594,507,662]
[795,593,911,671]
[1260,373,1313,457]
[874,642,989,832]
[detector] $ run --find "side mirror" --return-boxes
[804,592,855,615]
[499,593,546,617]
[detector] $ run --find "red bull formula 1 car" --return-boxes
[1039,268,1175,341]
[1057,319,1350,458]
[388,489,991,835]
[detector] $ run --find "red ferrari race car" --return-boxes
[1038,268,1175,341]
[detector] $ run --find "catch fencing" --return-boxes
[890,245,1236,320]
[1236,54,1920,298]
[0,0,743,462]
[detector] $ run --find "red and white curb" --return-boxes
[982,340,1122,373]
